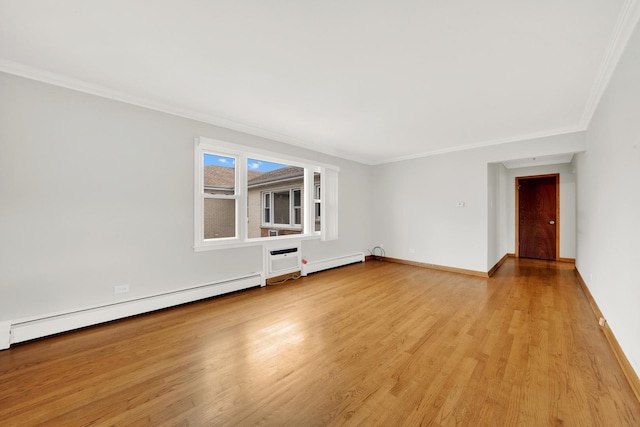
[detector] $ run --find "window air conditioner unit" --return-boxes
[267,246,301,278]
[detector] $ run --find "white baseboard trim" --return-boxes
[301,252,365,276]
[3,274,262,350]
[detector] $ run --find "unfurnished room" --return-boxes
[1,1,640,425]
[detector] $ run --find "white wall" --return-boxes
[575,22,640,376]
[487,163,499,268]
[372,132,585,273]
[487,162,510,269]
[0,72,373,322]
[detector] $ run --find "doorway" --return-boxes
[516,174,559,260]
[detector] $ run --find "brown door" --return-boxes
[517,175,558,260]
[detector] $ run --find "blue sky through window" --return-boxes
[204,154,287,172]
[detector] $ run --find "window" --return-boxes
[195,137,339,249]
[247,158,304,238]
[202,153,237,239]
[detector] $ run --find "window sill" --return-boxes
[260,225,303,230]
[193,233,320,252]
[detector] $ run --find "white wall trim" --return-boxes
[0,60,363,164]
[4,274,262,349]
[301,252,365,276]
[0,57,620,167]
[381,126,585,165]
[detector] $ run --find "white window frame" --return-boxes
[293,188,302,227]
[314,183,321,223]
[194,137,339,250]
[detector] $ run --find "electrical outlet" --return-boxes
[114,284,130,294]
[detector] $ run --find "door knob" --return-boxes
[549,220,555,225]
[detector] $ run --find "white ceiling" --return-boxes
[1,1,639,165]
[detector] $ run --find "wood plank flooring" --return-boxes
[1,258,639,426]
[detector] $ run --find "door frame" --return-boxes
[515,173,560,260]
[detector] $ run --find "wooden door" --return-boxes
[517,175,558,260]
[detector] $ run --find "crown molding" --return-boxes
[0,60,589,167]
[0,59,272,136]
[0,59,371,165]
[377,126,585,165]
[580,0,640,128]
[2,11,630,171]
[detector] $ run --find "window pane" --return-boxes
[315,202,321,232]
[293,189,301,225]
[203,198,235,239]
[314,173,321,197]
[247,157,304,238]
[263,193,270,223]
[203,154,235,195]
[314,172,321,233]
[273,190,290,224]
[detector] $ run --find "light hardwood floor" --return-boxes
[1,258,639,426]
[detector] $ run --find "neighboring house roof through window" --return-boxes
[203,165,304,191]
[247,166,304,188]
[203,166,264,192]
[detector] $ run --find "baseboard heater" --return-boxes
[2,273,262,350]
[301,252,365,276]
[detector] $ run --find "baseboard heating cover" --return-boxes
[301,252,365,276]
[2,274,262,350]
